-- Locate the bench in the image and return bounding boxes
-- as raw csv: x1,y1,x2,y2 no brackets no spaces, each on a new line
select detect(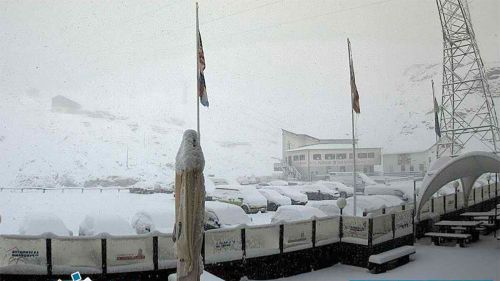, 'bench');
368,246,415,274
450,226,466,233
425,232,471,247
